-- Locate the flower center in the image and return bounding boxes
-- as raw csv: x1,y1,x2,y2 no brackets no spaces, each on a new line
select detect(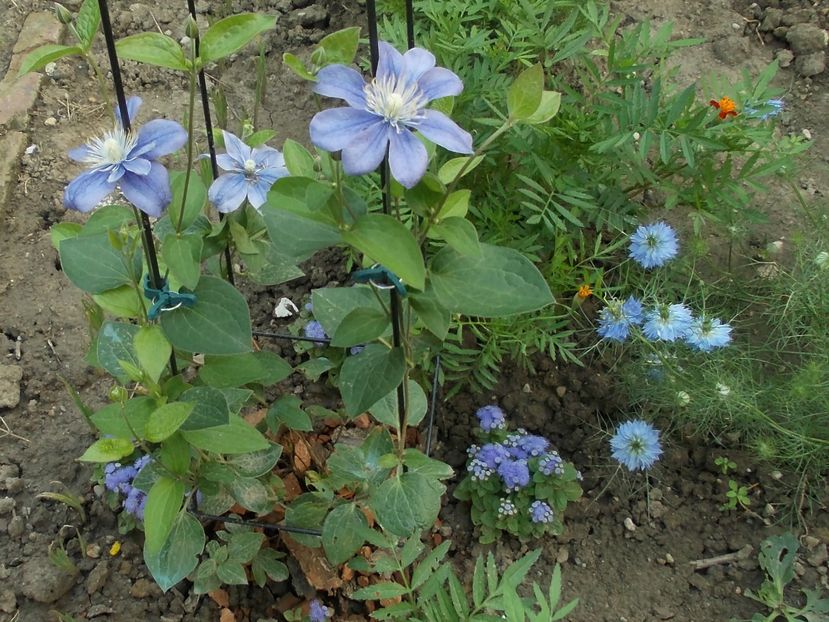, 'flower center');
84,127,137,167
629,438,644,455
364,76,427,130
244,159,257,176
